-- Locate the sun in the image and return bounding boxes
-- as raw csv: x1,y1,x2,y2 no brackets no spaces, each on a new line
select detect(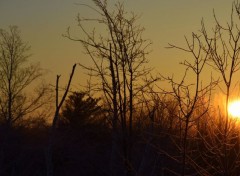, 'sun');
228,100,240,118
